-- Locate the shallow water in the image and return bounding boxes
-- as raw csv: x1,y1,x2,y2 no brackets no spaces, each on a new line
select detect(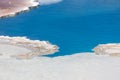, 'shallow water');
0,0,120,56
